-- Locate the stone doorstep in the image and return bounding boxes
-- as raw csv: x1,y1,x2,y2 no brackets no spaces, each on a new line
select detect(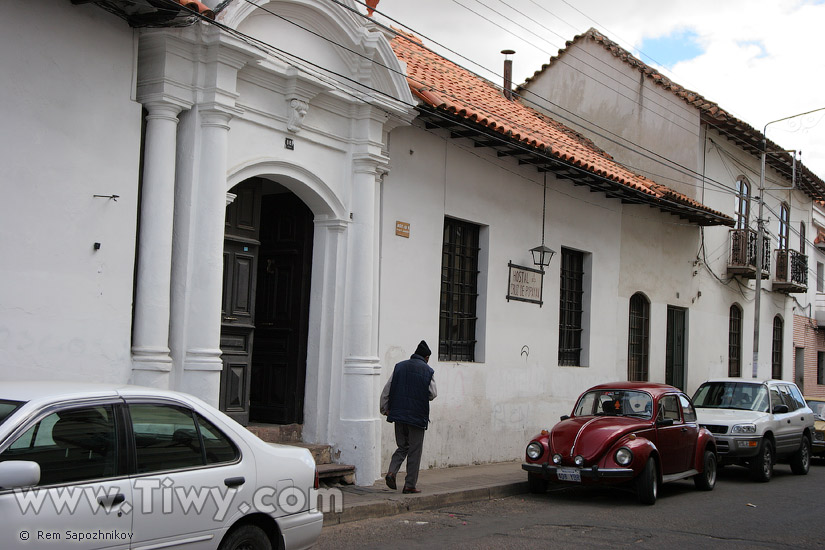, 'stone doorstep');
249,424,355,484
316,462,356,485
246,423,303,444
